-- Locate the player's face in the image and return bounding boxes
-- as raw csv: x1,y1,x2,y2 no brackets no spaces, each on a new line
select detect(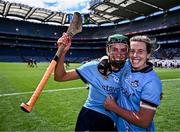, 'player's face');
129,41,150,71
108,43,128,62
